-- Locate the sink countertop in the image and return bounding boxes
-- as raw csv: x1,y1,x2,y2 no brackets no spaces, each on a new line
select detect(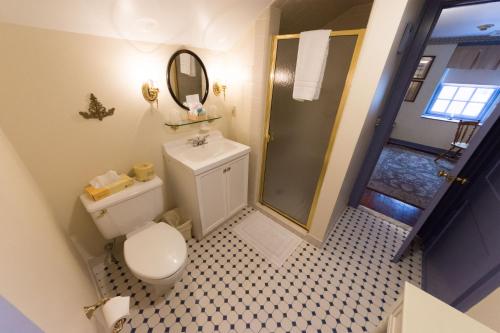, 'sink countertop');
163,131,250,175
